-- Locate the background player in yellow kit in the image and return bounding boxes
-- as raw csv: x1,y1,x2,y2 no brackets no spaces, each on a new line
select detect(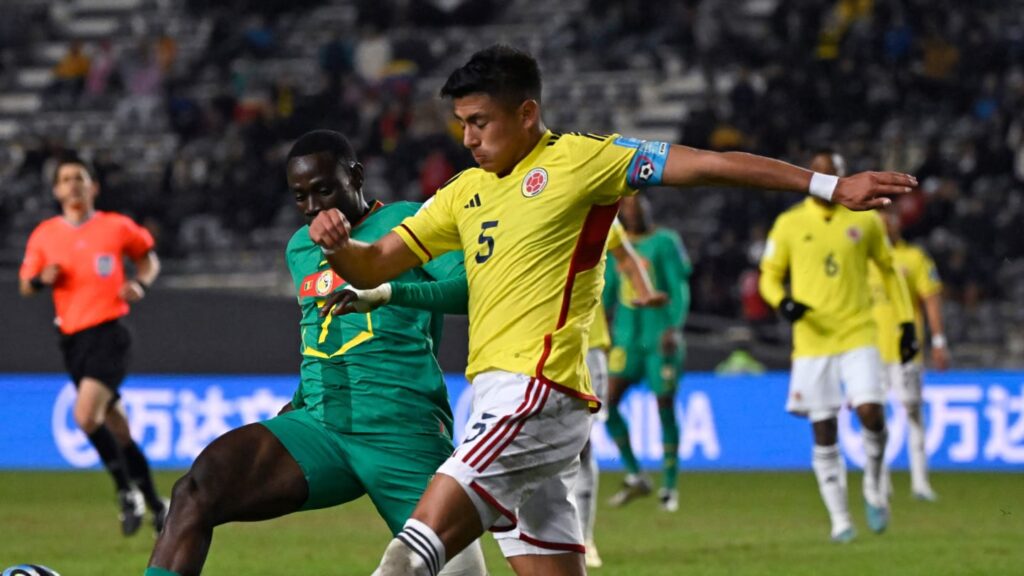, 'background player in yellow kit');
870,207,949,502
310,46,916,576
760,150,917,543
